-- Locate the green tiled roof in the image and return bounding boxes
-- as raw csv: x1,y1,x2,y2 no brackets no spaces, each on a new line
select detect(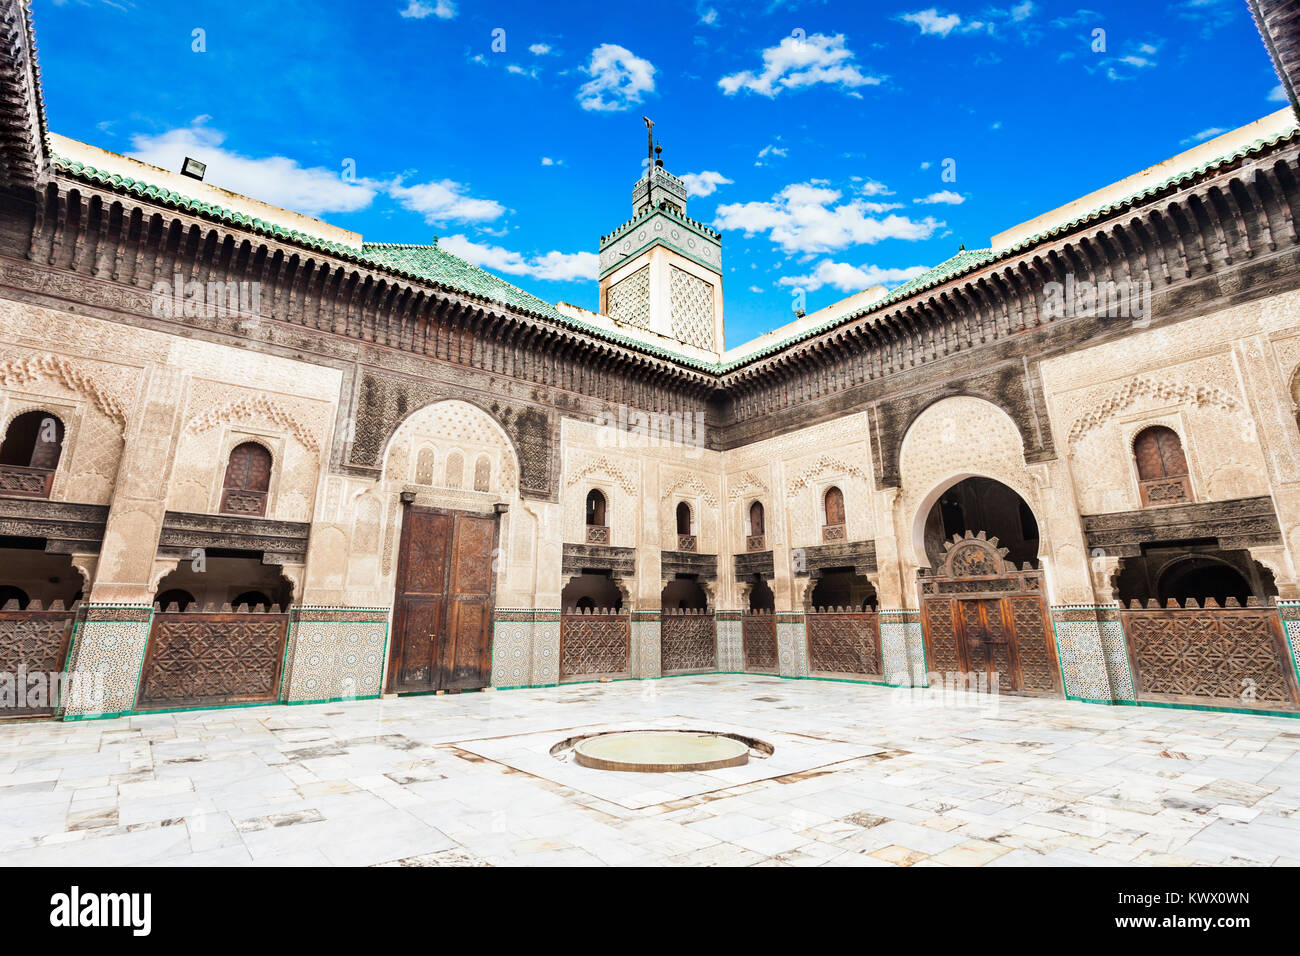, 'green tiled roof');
50,116,1300,379
715,120,1300,374
50,155,718,372
361,242,567,322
